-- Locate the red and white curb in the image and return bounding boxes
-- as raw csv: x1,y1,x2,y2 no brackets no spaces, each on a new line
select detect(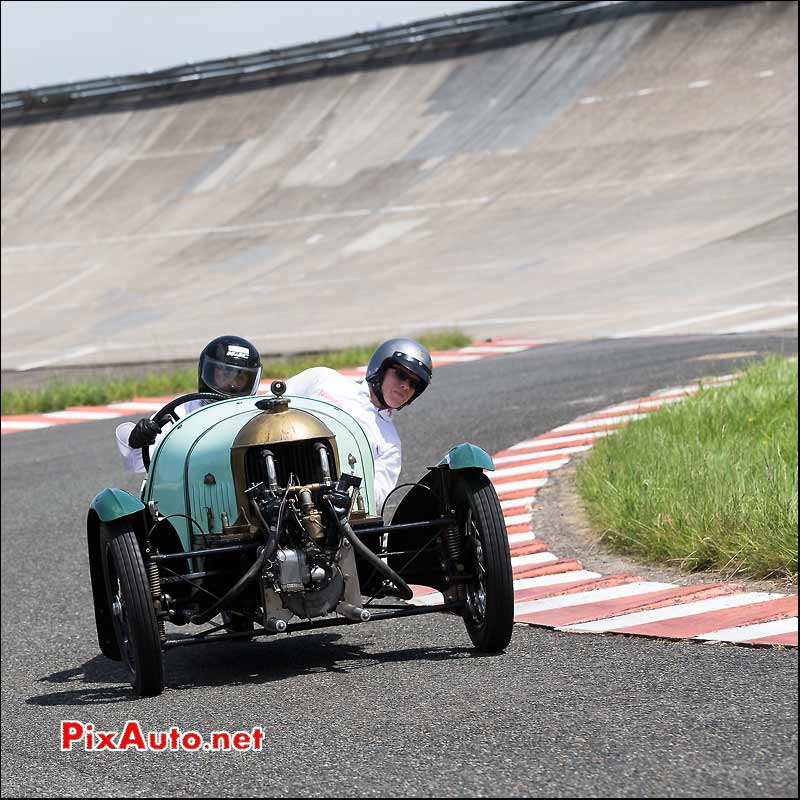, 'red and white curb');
410,375,798,649
8,352,795,646
1,338,545,434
